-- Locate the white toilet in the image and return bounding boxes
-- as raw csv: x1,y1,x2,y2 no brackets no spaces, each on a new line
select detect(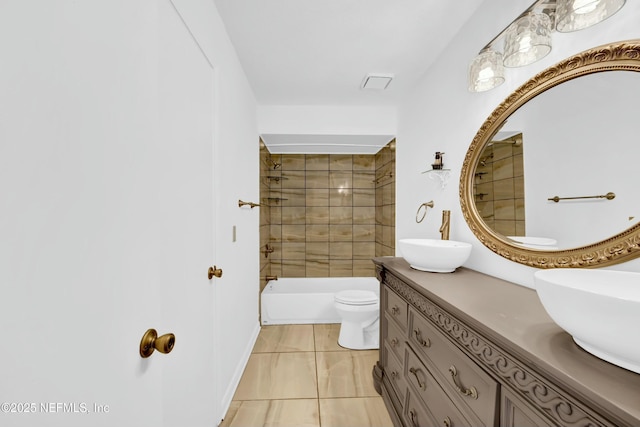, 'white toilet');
334,290,380,350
